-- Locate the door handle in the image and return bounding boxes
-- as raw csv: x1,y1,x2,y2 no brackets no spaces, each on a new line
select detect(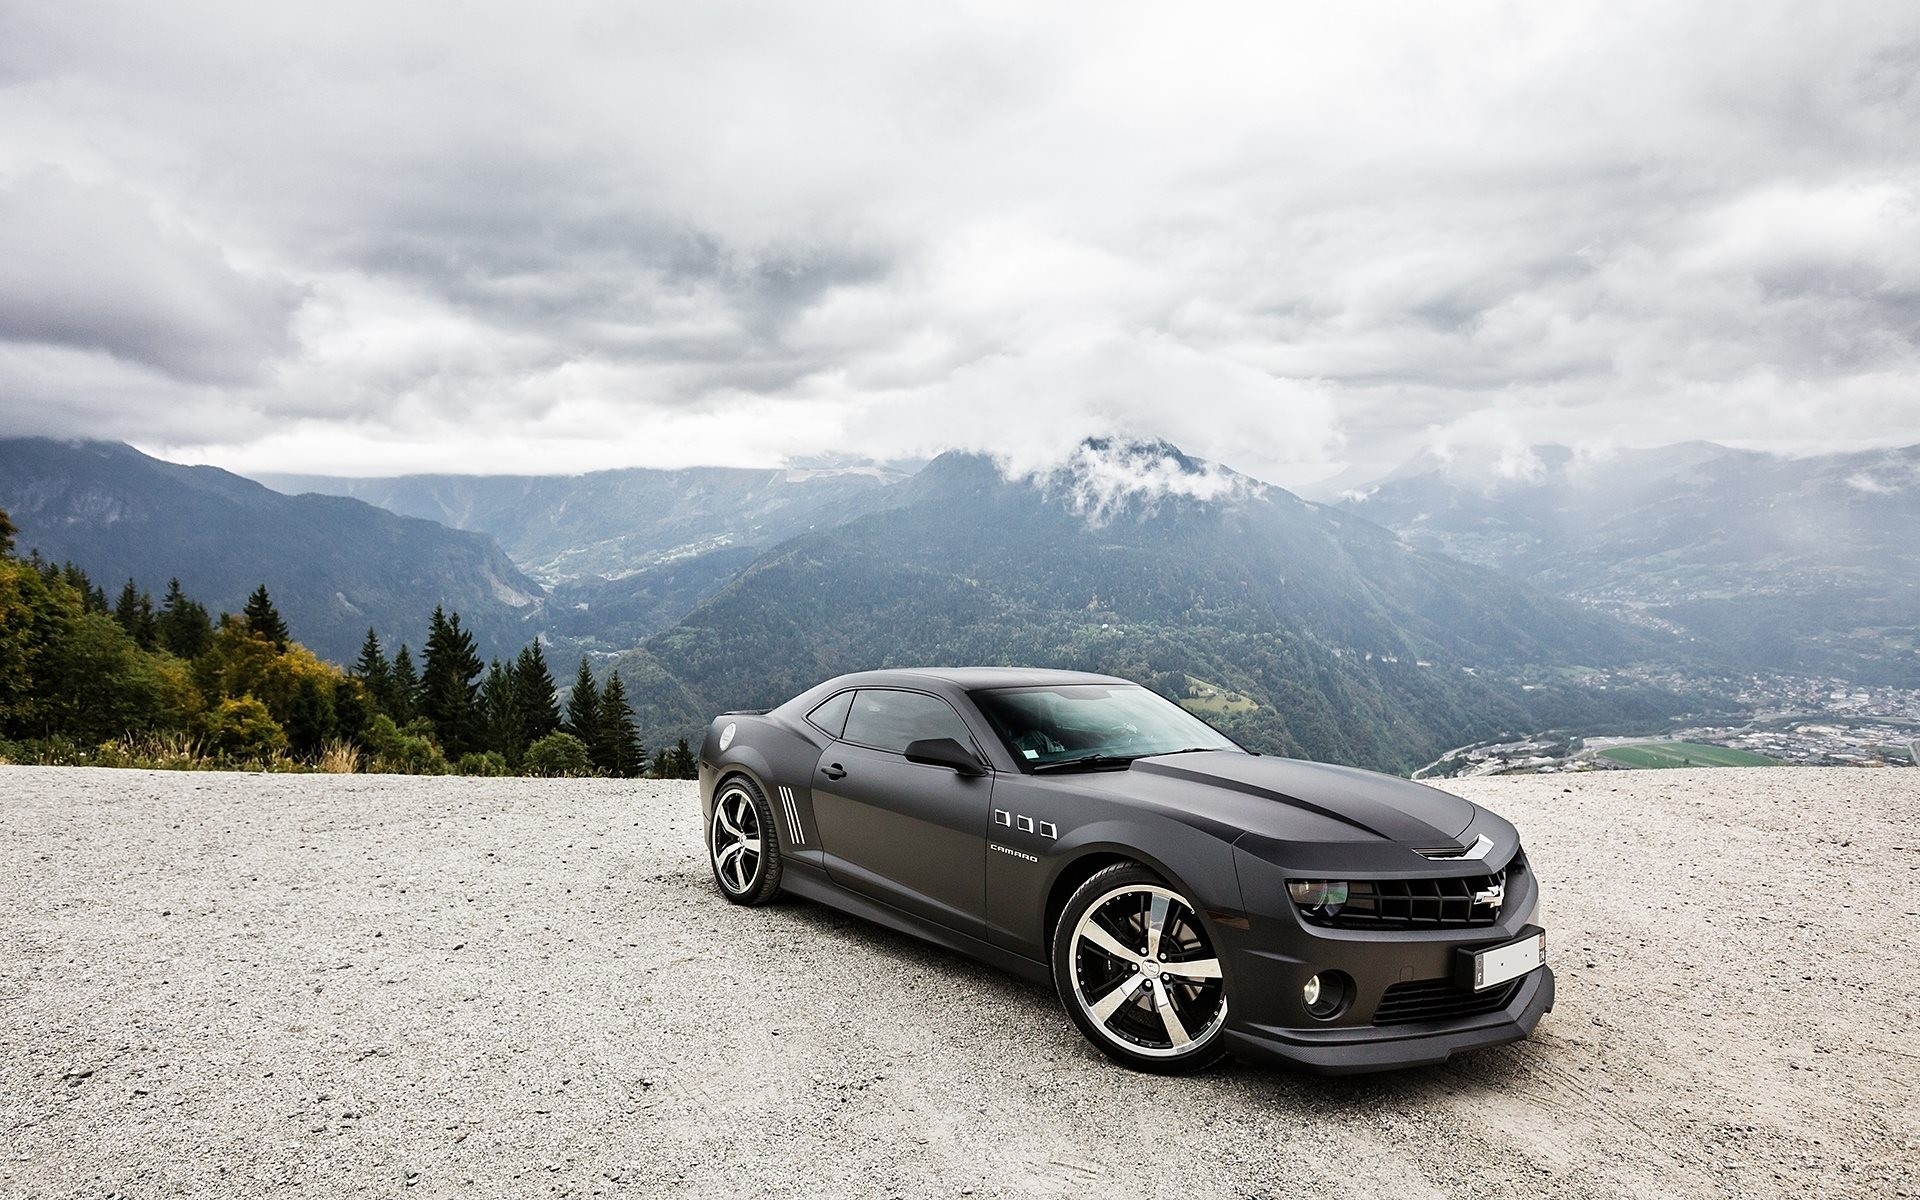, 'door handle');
820,762,847,781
